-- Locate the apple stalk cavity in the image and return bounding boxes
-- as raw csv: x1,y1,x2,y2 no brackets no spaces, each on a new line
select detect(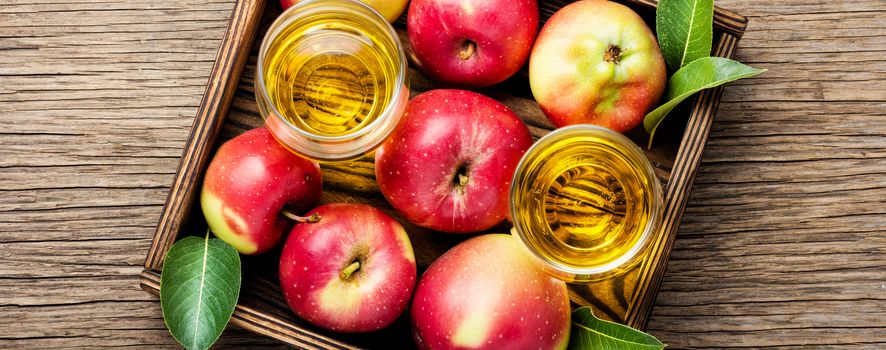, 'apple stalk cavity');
339,261,360,281
279,203,416,333
458,41,476,61
529,0,666,133
407,0,539,87
375,89,533,233
605,44,622,64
